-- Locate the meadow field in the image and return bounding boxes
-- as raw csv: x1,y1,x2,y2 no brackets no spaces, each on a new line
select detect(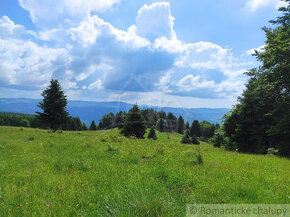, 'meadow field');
0,126,289,216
